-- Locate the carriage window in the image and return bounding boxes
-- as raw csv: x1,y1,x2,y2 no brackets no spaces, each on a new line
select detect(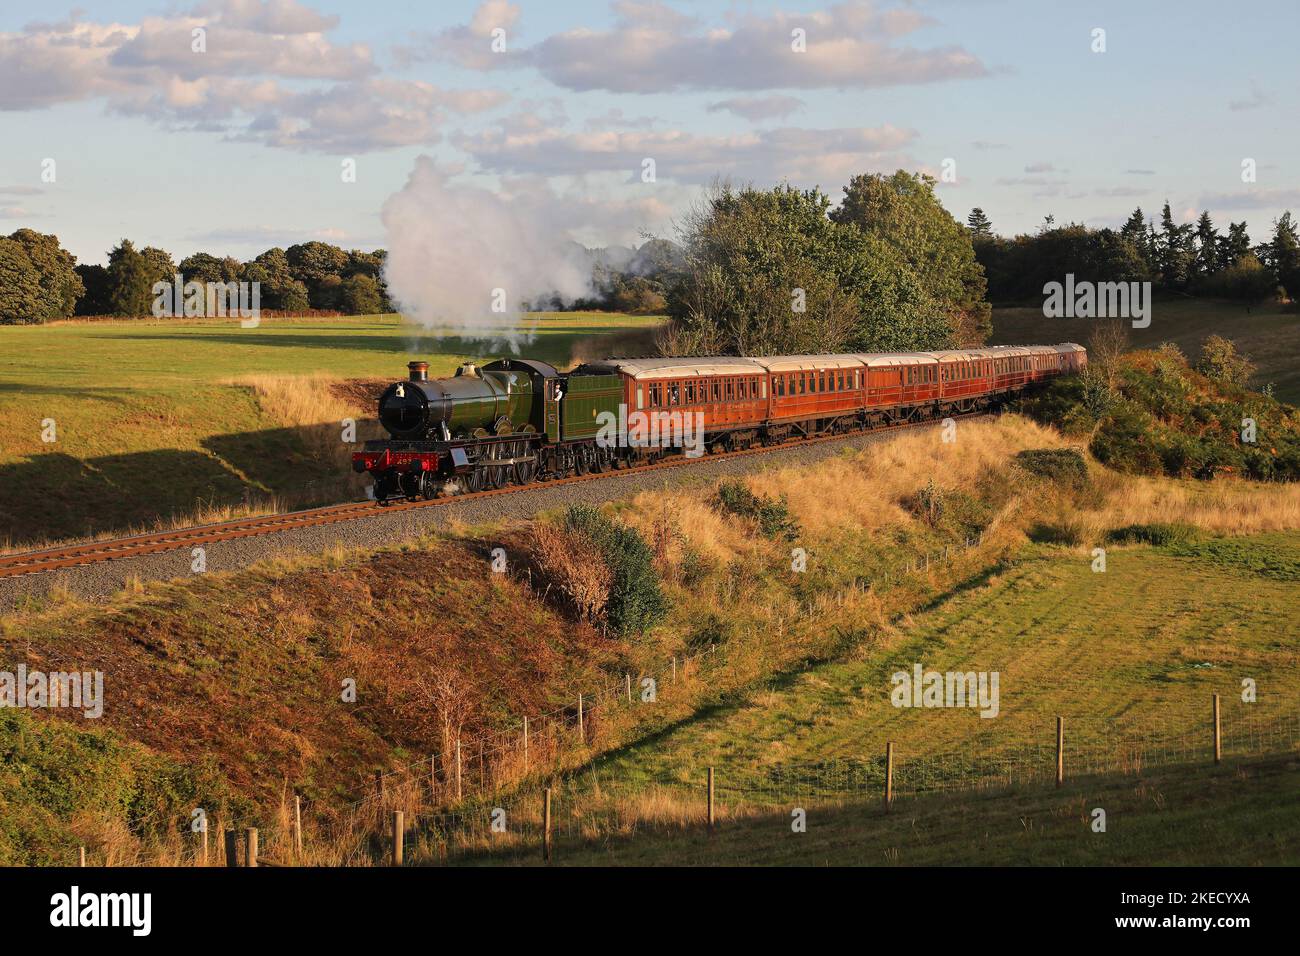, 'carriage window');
684,382,694,404
725,379,735,401
668,383,680,405
637,386,645,410
649,383,662,406
761,377,767,399
775,375,784,397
